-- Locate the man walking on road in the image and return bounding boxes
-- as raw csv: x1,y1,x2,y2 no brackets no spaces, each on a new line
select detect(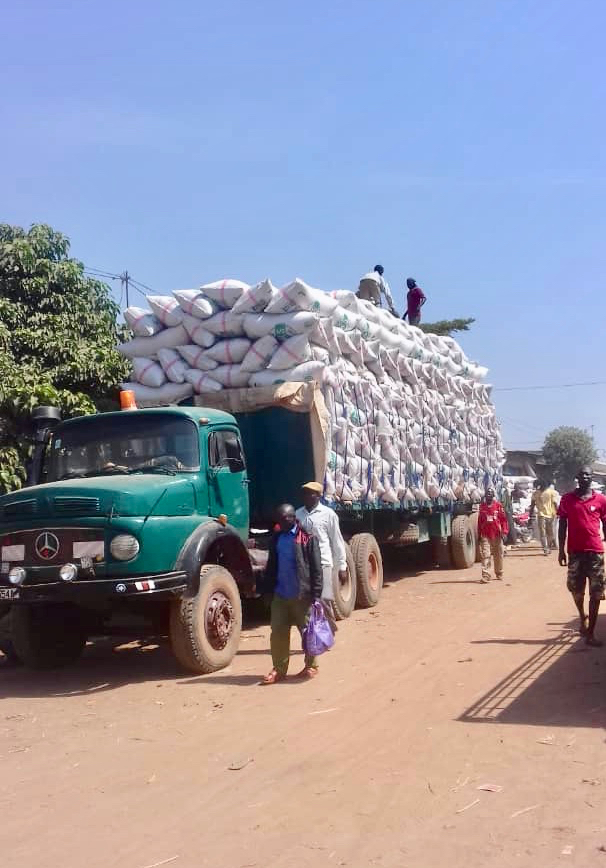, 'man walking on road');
262,504,324,683
402,278,426,326
558,467,606,647
357,265,397,315
530,480,559,555
478,486,509,583
296,482,348,628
